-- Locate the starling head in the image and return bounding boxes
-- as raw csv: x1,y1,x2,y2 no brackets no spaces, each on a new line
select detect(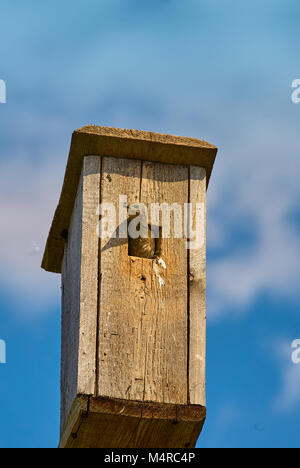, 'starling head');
127,211,158,259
